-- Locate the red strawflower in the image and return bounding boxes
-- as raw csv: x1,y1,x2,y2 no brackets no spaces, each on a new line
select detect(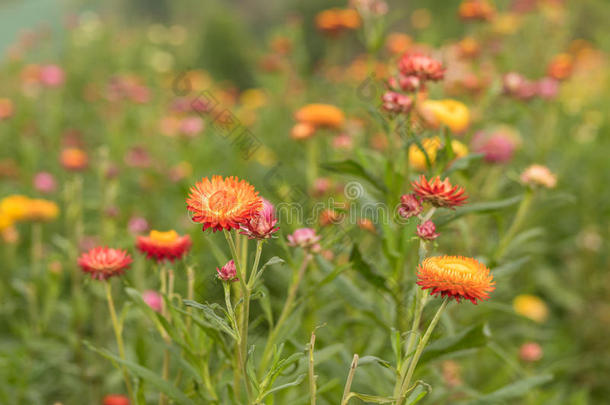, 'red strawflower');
417,255,495,304
103,394,130,405
411,175,468,209
398,53,445,82
186,176,262,232
78,247,132,280
136,230,192,262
